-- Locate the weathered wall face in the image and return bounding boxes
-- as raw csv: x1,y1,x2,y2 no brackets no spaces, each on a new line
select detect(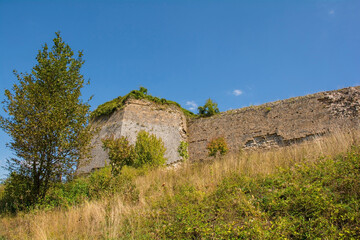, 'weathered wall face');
77,110,125,174
188,87,360,161
78,86,360,173
120,99,187,165
77,98,187,174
